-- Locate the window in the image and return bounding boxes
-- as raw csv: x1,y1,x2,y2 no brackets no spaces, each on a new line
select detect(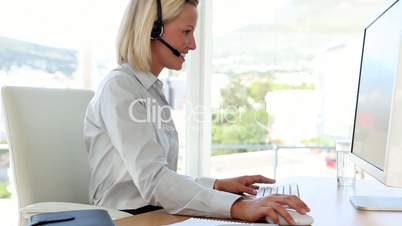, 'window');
209,0,387,179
